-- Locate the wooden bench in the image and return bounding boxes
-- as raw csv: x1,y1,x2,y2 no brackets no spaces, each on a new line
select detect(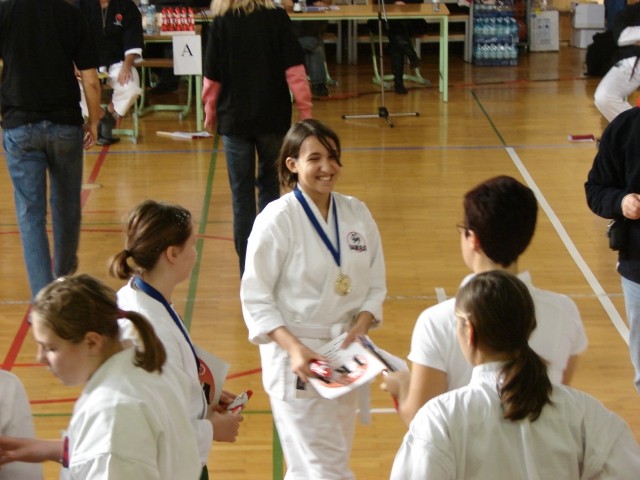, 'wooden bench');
414,13,471,63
